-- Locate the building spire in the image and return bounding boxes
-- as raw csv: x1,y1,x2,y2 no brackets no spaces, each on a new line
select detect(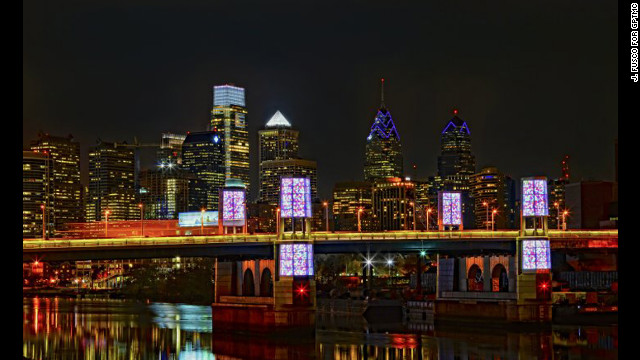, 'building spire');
380,78,385,109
